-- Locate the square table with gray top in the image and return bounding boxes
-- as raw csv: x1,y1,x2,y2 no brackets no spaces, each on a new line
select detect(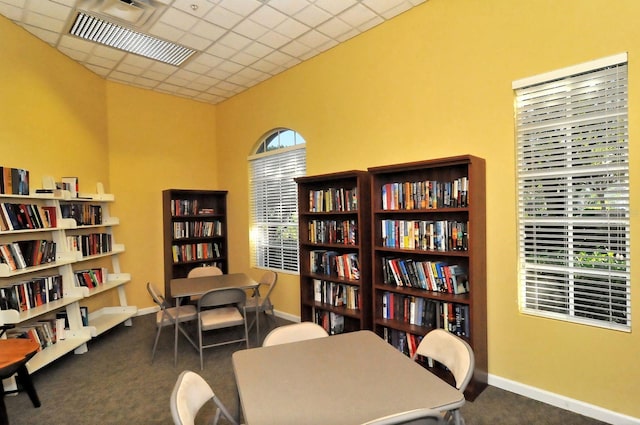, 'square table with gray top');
232,330,464,425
